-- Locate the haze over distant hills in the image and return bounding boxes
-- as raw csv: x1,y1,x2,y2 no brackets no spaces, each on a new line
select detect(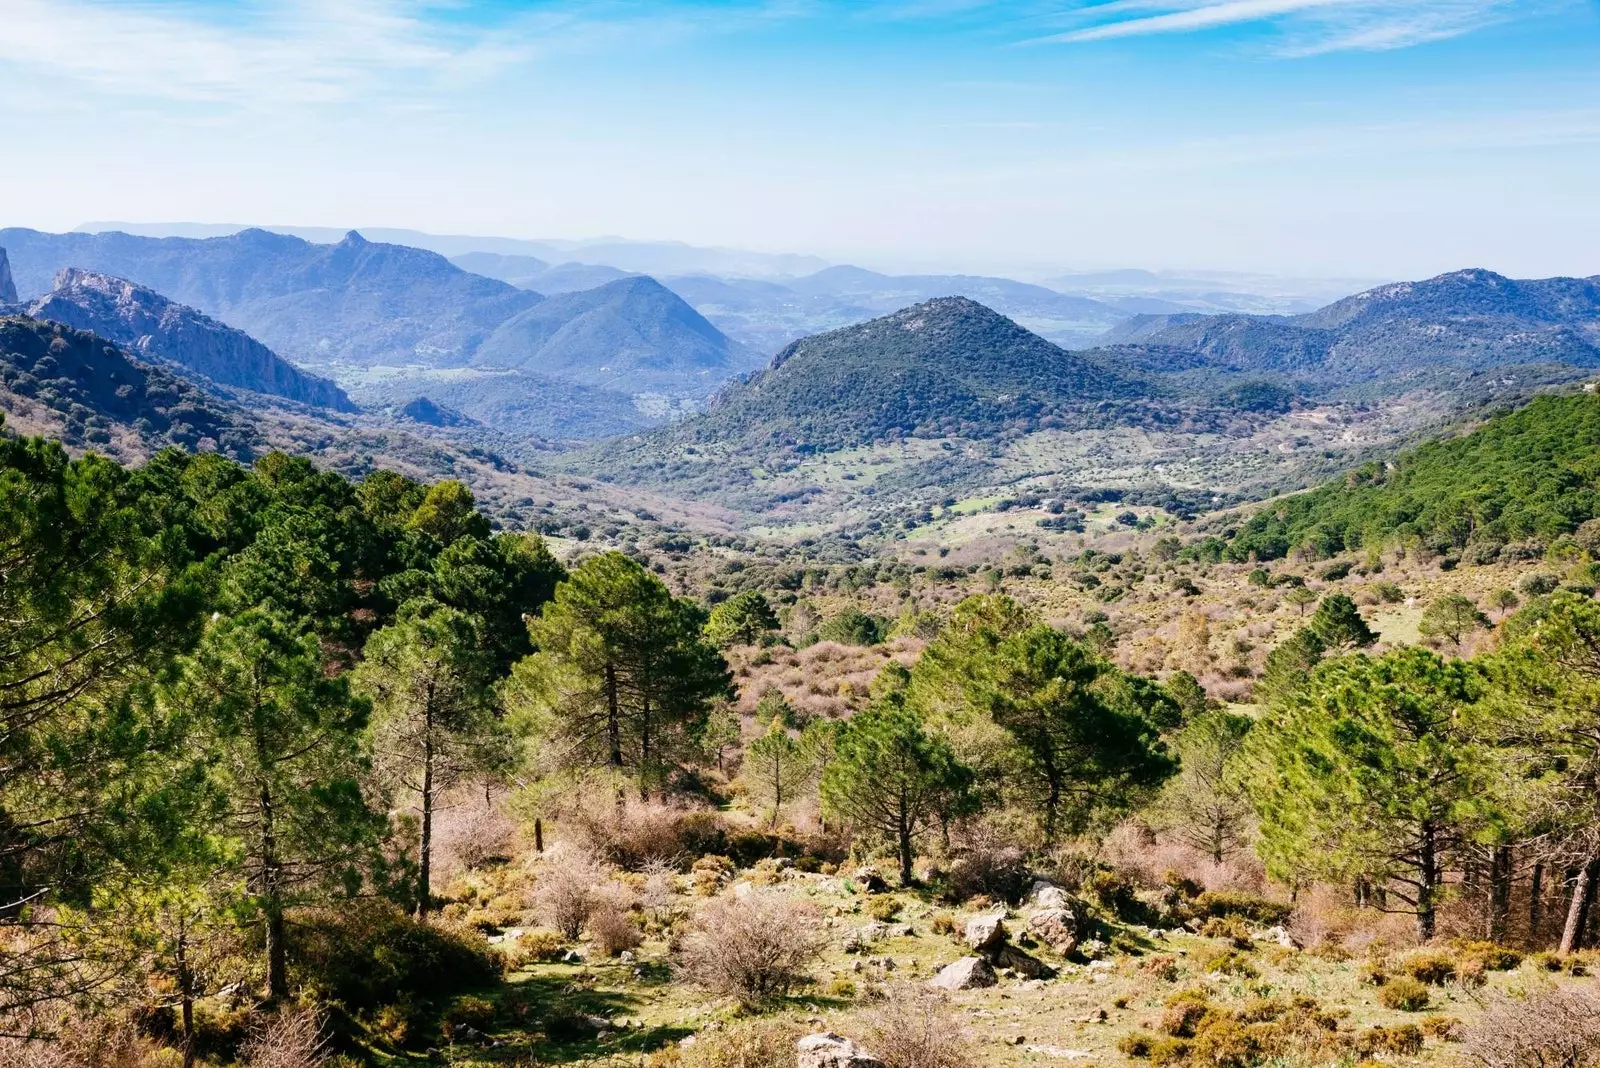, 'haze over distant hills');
471,276,762,396
1093,269,1600,393
1,227,542,370
75,222,829,279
